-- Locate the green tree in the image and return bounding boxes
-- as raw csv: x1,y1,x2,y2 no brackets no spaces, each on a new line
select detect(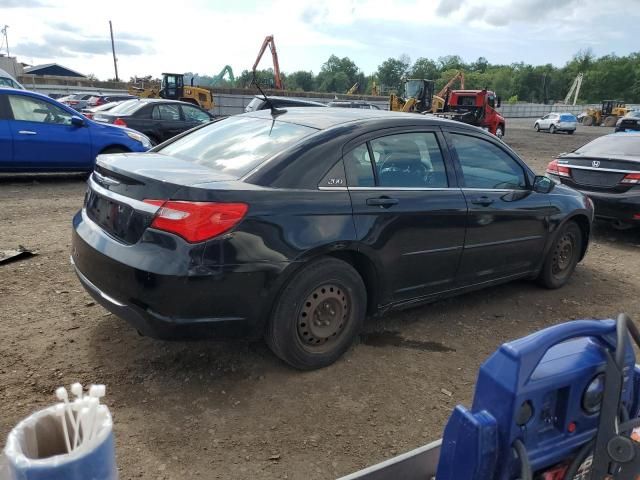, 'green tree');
287,70,315,91
410,57,438,80
377,56,410,92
